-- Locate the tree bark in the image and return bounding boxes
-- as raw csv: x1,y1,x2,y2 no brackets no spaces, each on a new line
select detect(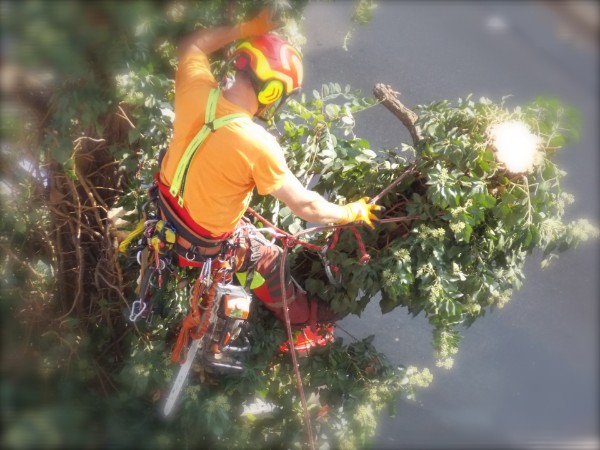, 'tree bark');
373,83,422,145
